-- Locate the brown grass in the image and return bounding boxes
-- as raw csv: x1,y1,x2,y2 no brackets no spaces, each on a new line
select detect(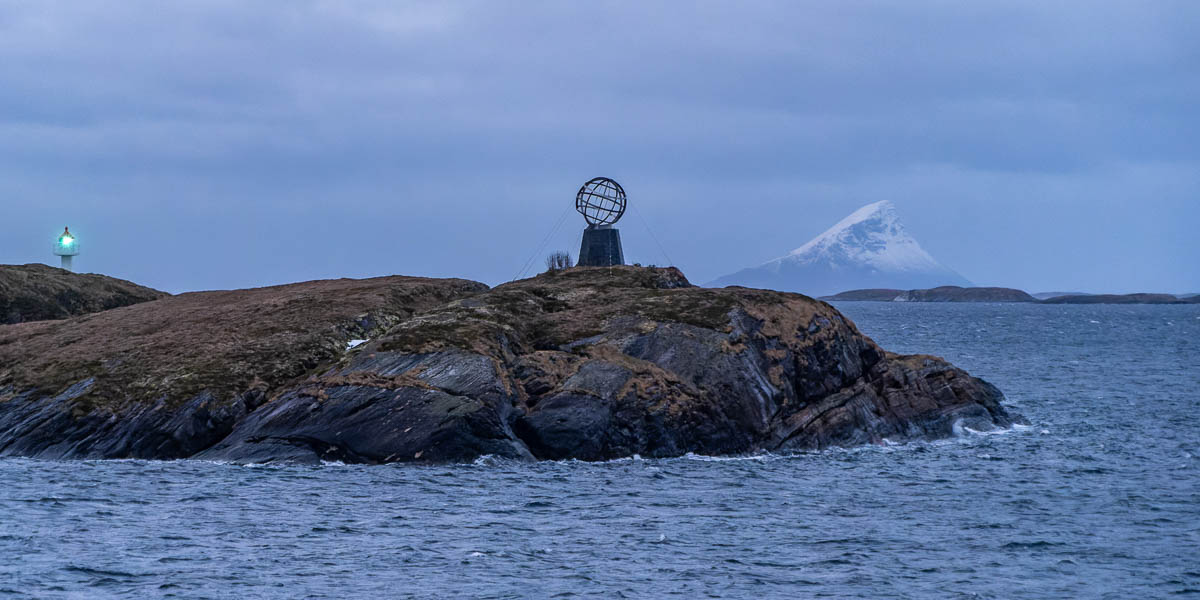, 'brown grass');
0,275,485,409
